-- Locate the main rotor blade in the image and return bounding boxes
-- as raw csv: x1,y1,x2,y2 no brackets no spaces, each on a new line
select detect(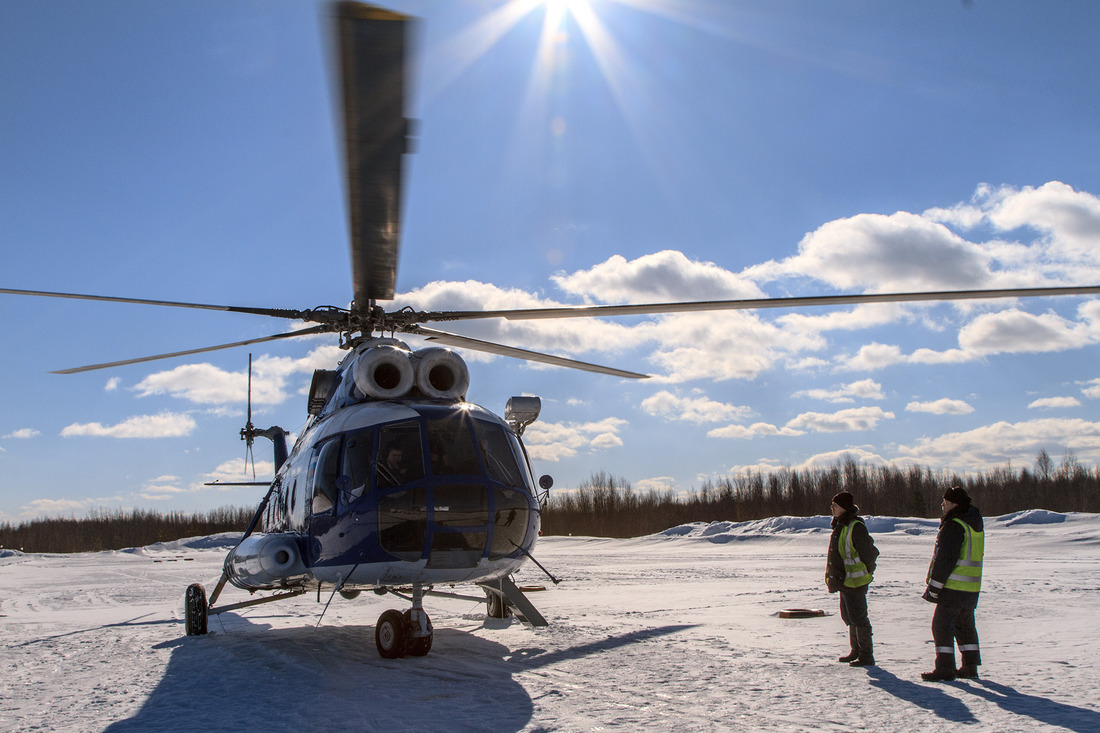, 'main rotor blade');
0,287,306,319
51,325,331,374
419,285,1100,322
409,326,648,380
334,2,414,307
